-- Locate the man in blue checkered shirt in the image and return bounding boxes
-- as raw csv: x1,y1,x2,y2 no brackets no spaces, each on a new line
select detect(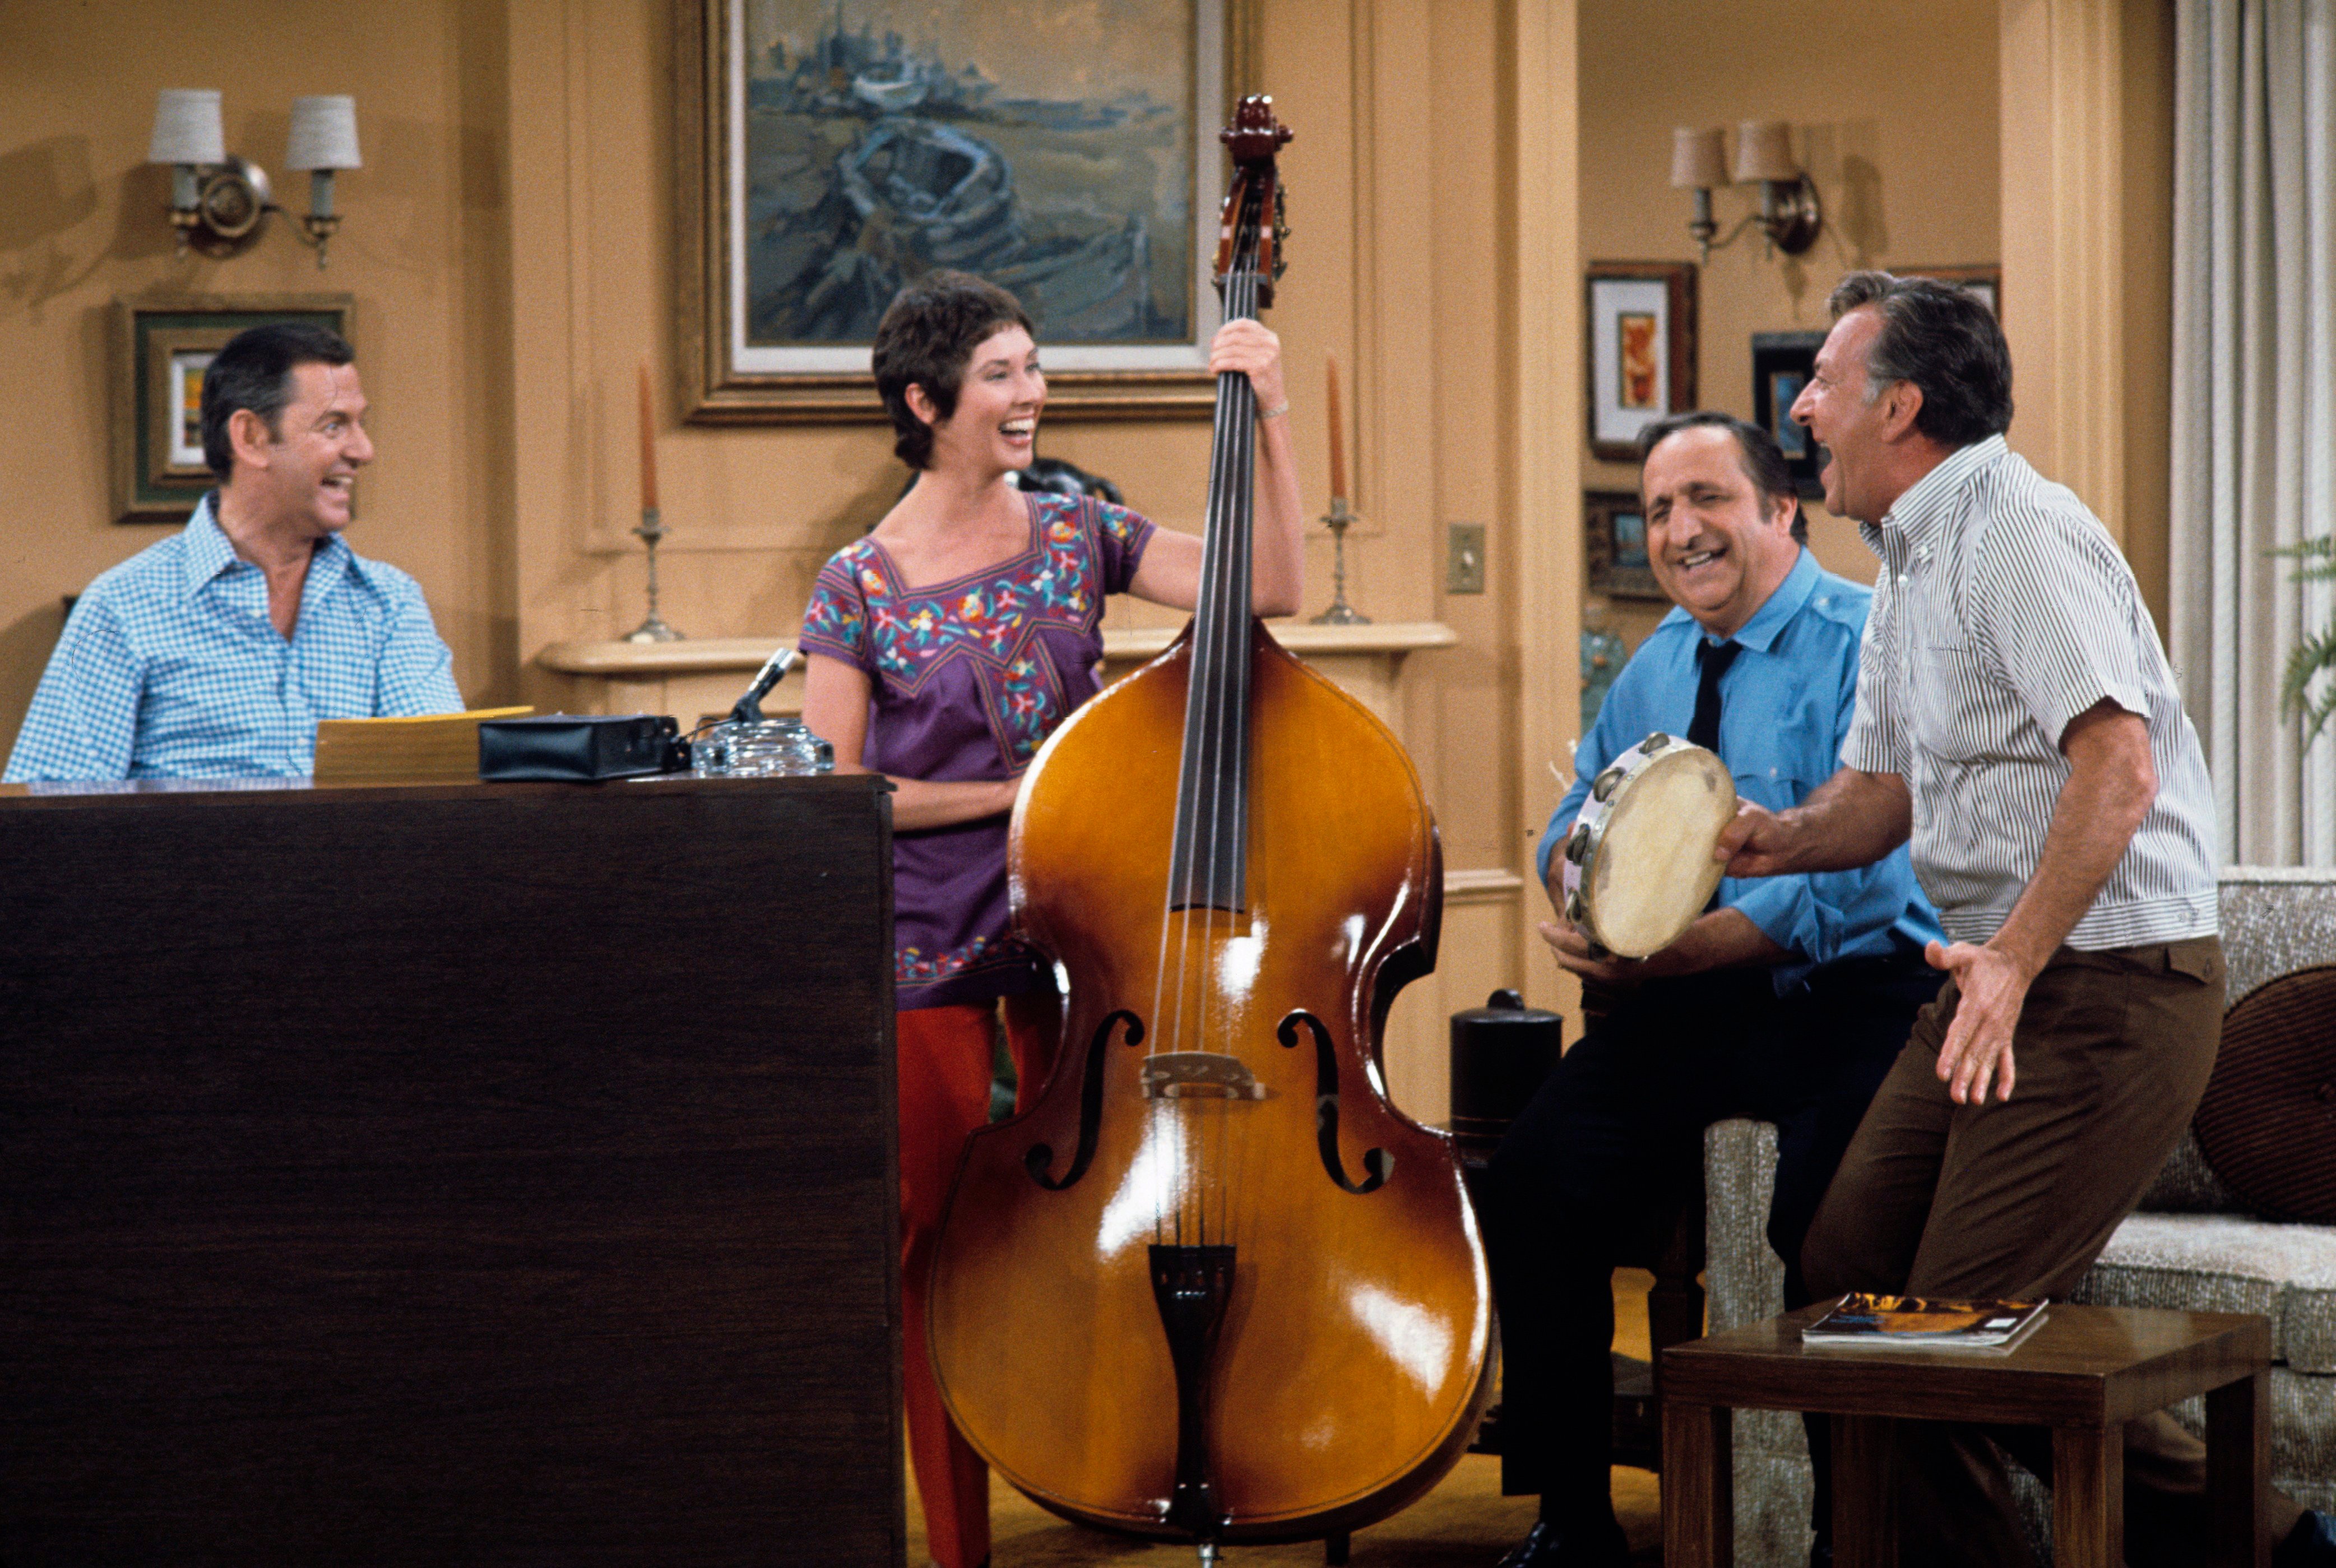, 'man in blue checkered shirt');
4,322,461,782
